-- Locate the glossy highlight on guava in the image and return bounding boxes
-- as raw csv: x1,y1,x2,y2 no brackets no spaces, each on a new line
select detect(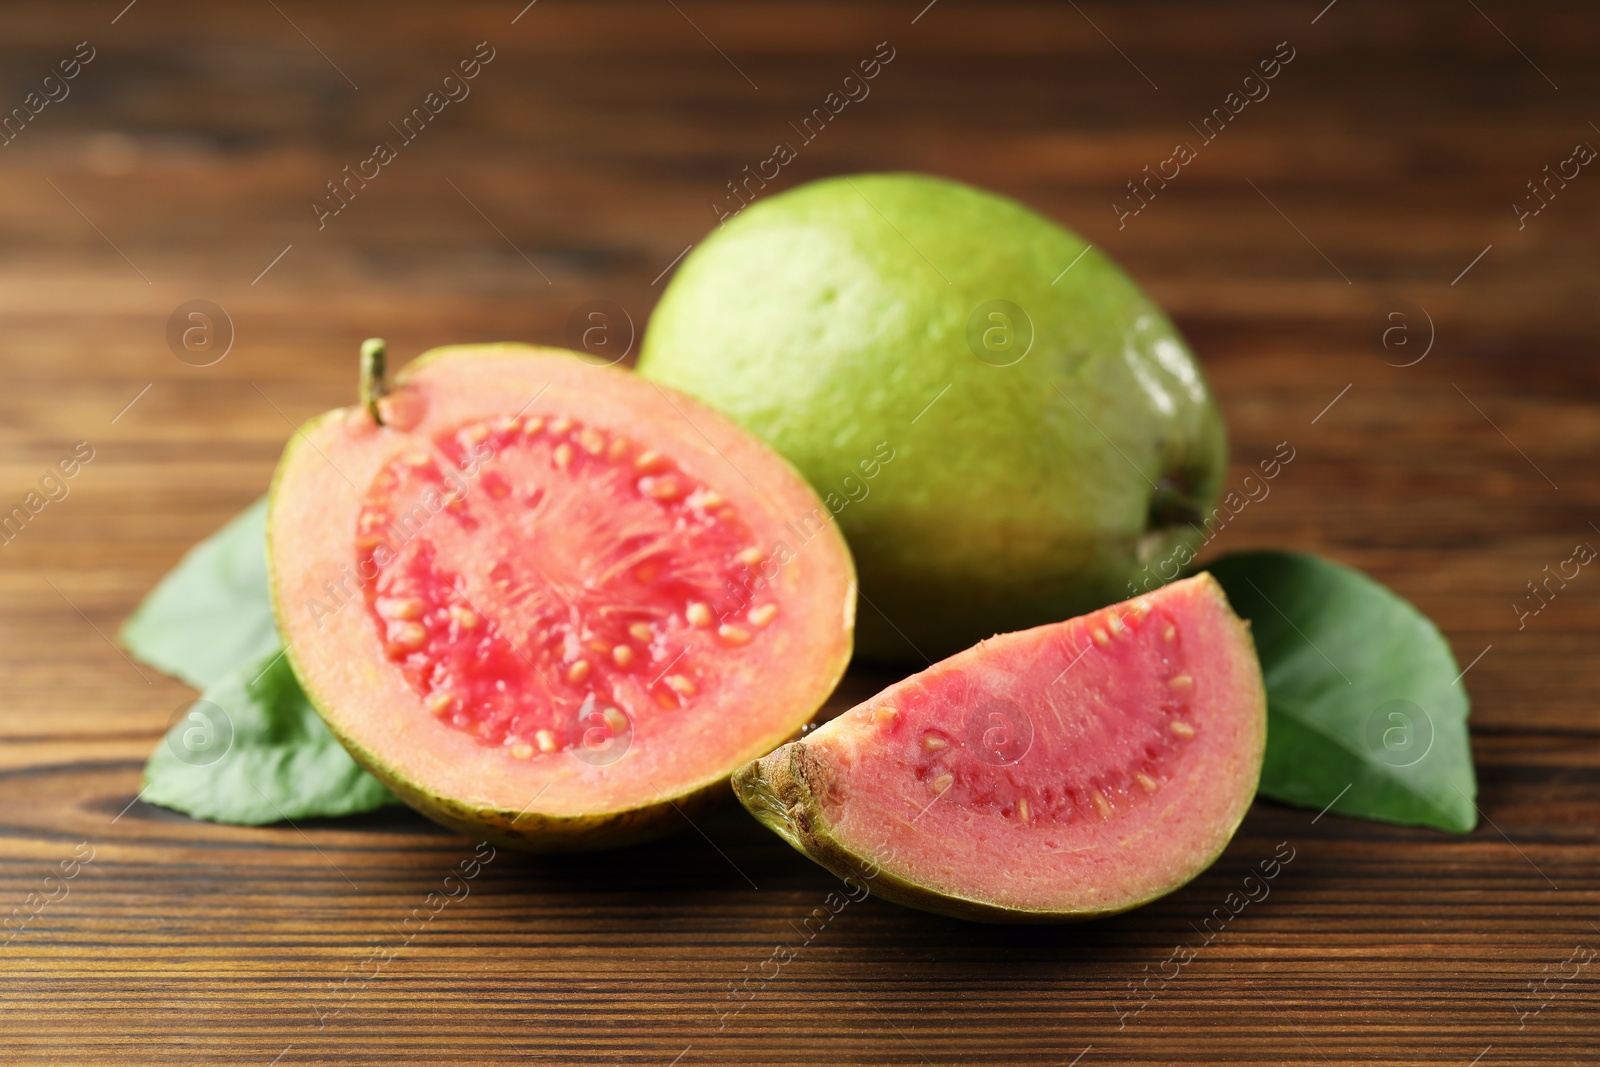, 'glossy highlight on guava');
733,574,1266,922
267,341,856,850
639,172,1227,662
